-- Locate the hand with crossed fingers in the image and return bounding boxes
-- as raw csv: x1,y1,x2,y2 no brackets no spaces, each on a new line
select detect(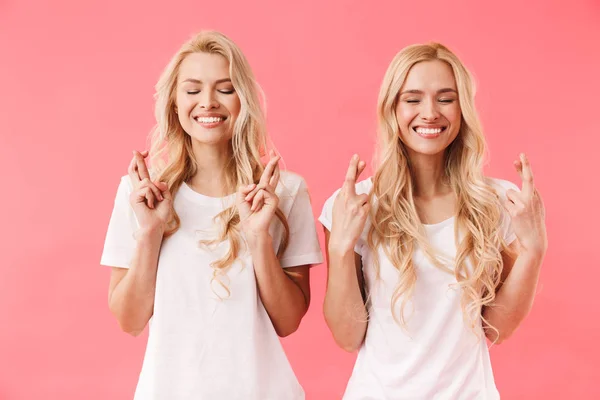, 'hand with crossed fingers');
237,150,282,239
329,155,369,254
127,150,173,235
505,153,547,255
